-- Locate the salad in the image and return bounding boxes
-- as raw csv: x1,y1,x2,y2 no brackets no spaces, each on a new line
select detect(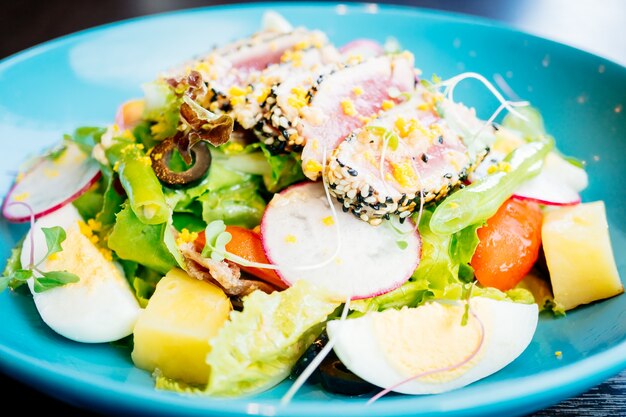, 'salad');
1,11,623,404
